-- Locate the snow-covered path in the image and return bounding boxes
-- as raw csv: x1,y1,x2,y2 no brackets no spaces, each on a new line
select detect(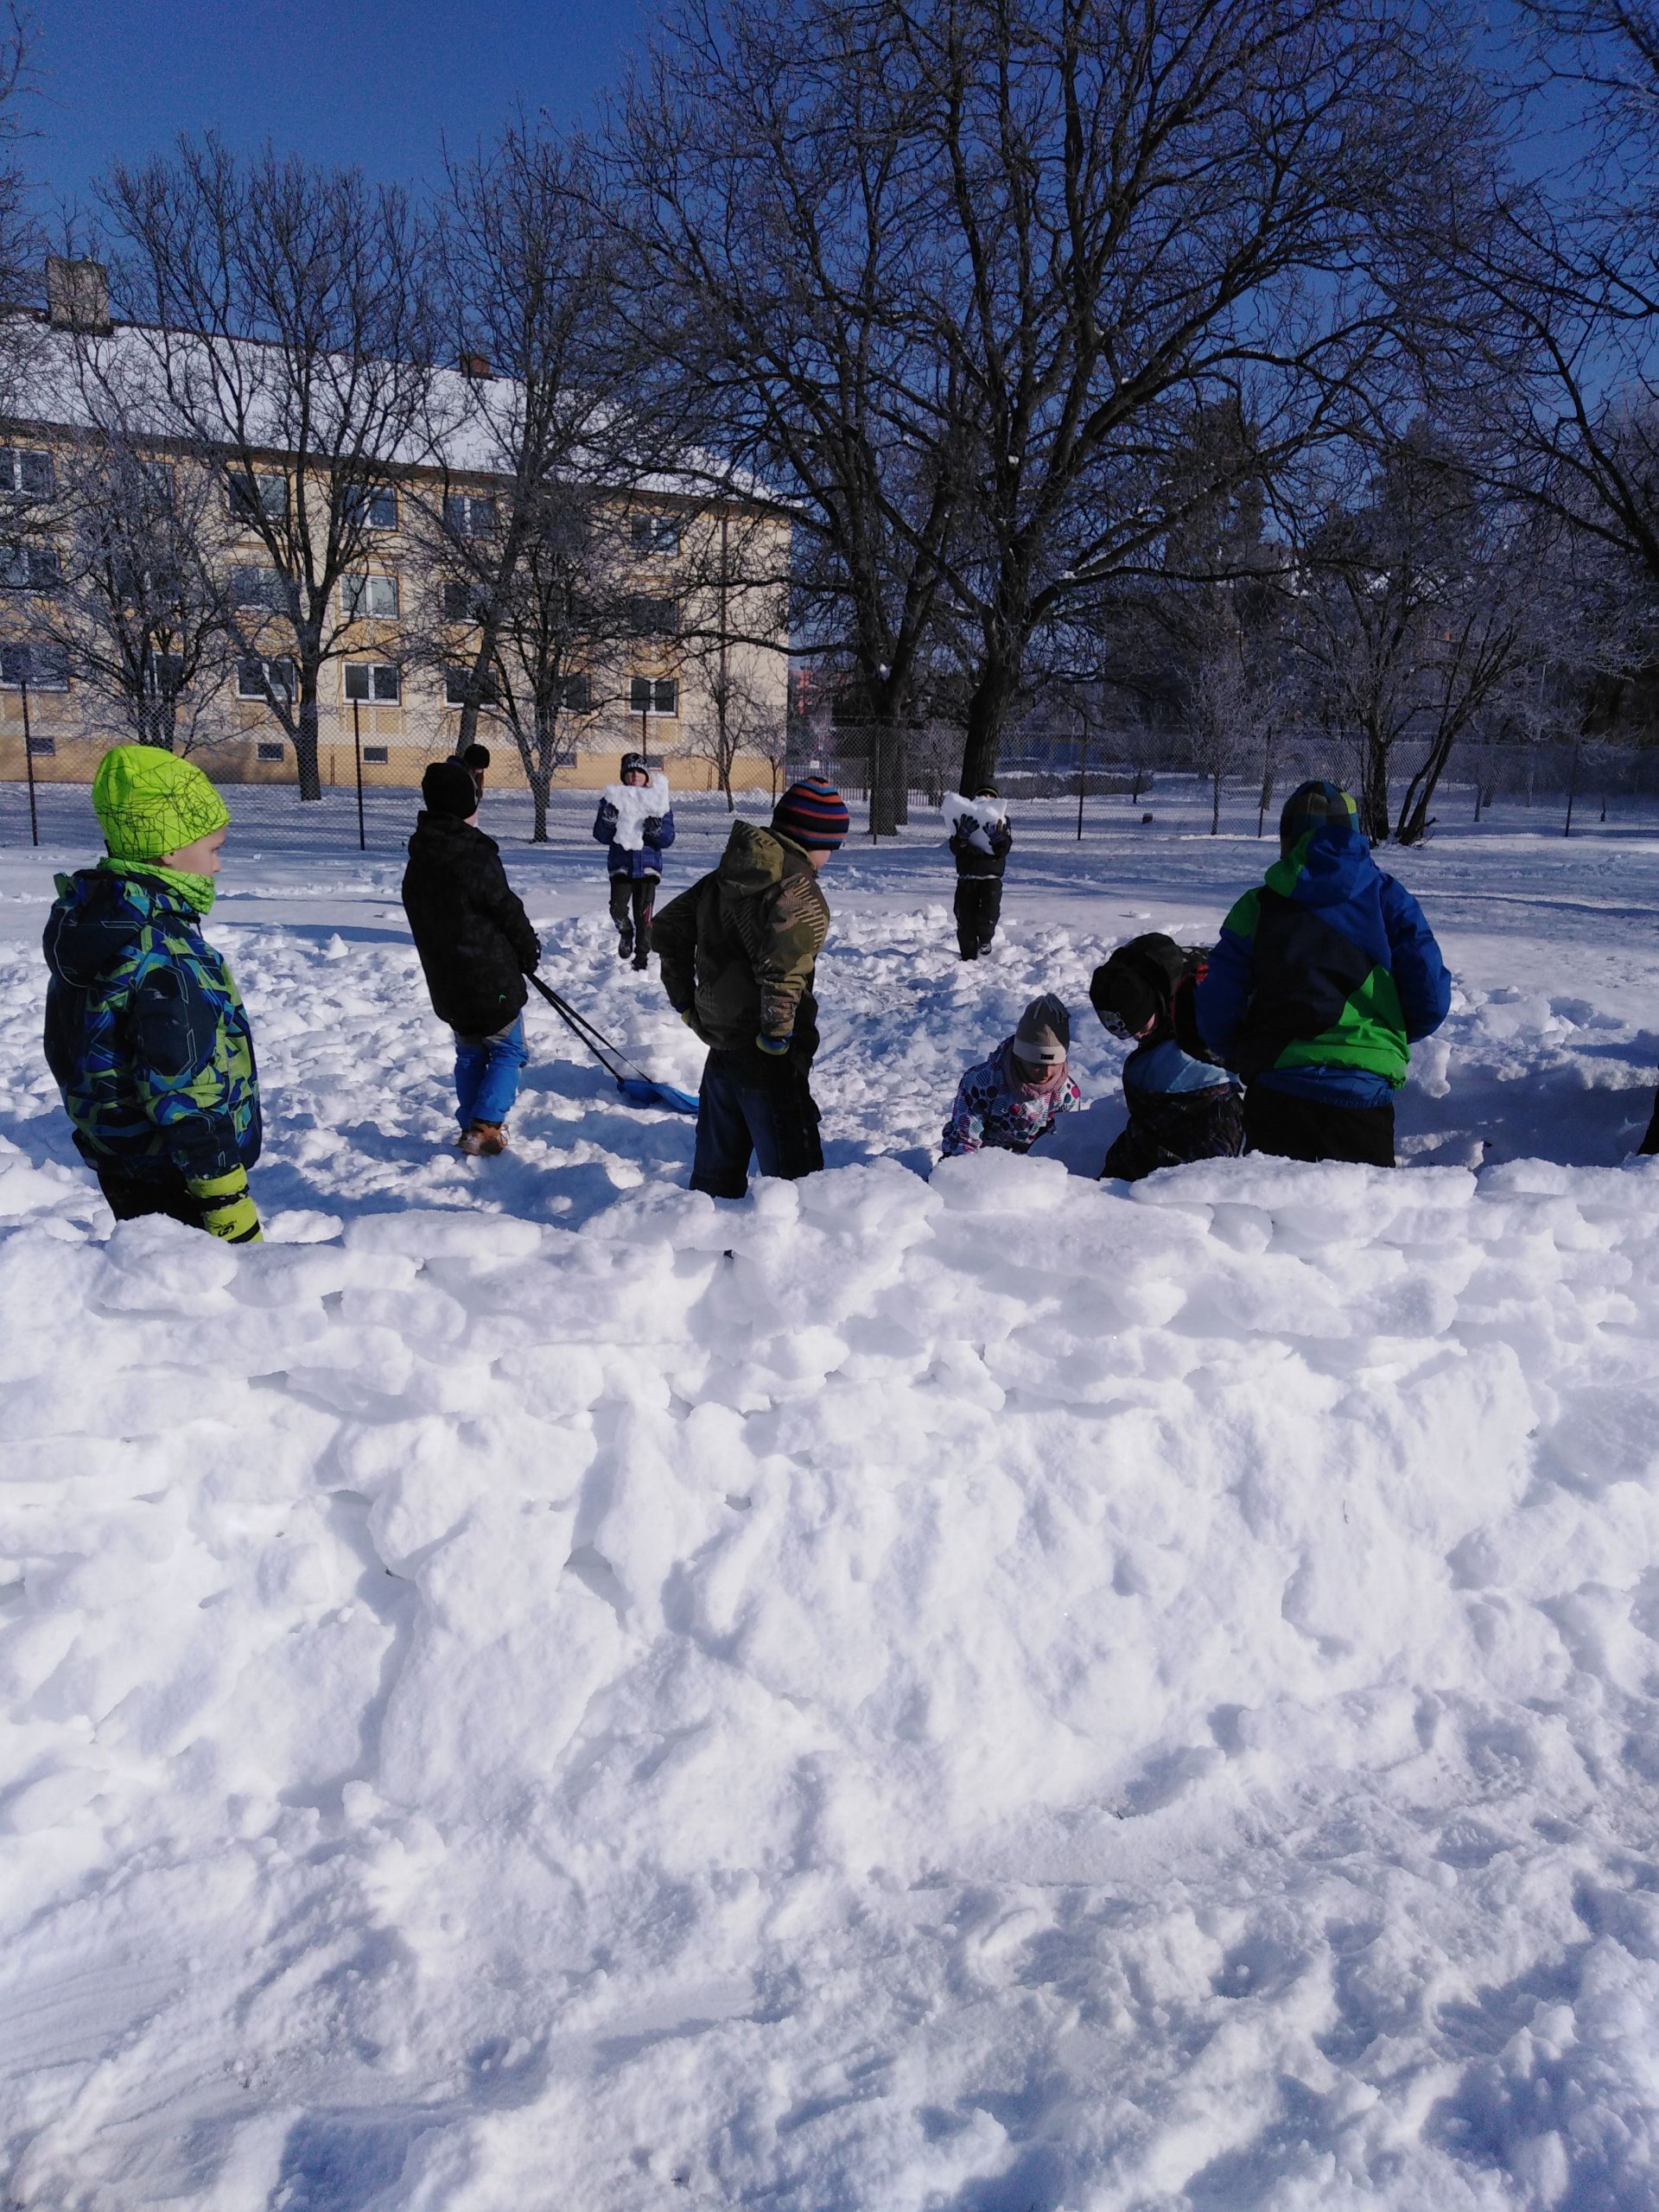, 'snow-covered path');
3,786,1659,2209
